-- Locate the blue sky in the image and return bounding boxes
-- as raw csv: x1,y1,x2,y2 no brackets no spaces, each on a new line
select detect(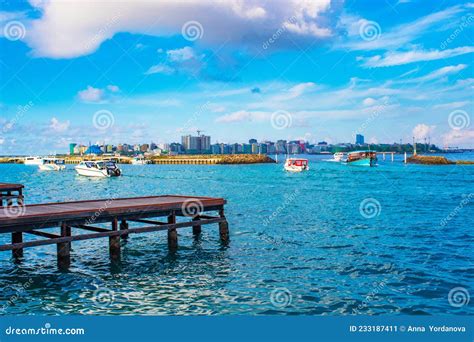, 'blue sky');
0,0,473,154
